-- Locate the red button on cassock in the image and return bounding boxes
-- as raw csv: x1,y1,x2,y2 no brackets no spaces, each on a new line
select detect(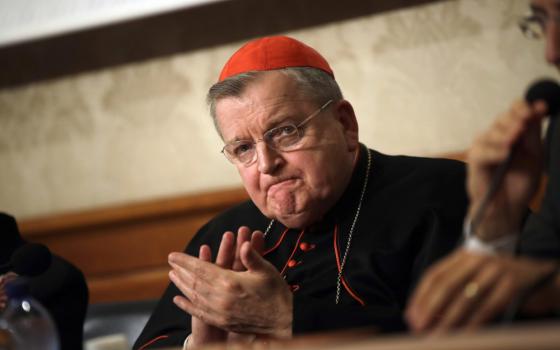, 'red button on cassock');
290,284,300,292
299,242,315,251
287,259,298,268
